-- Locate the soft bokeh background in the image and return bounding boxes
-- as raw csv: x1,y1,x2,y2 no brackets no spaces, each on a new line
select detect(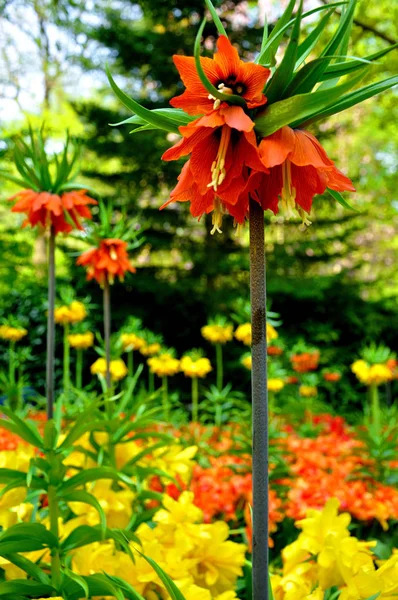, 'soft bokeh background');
0,0,397,402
